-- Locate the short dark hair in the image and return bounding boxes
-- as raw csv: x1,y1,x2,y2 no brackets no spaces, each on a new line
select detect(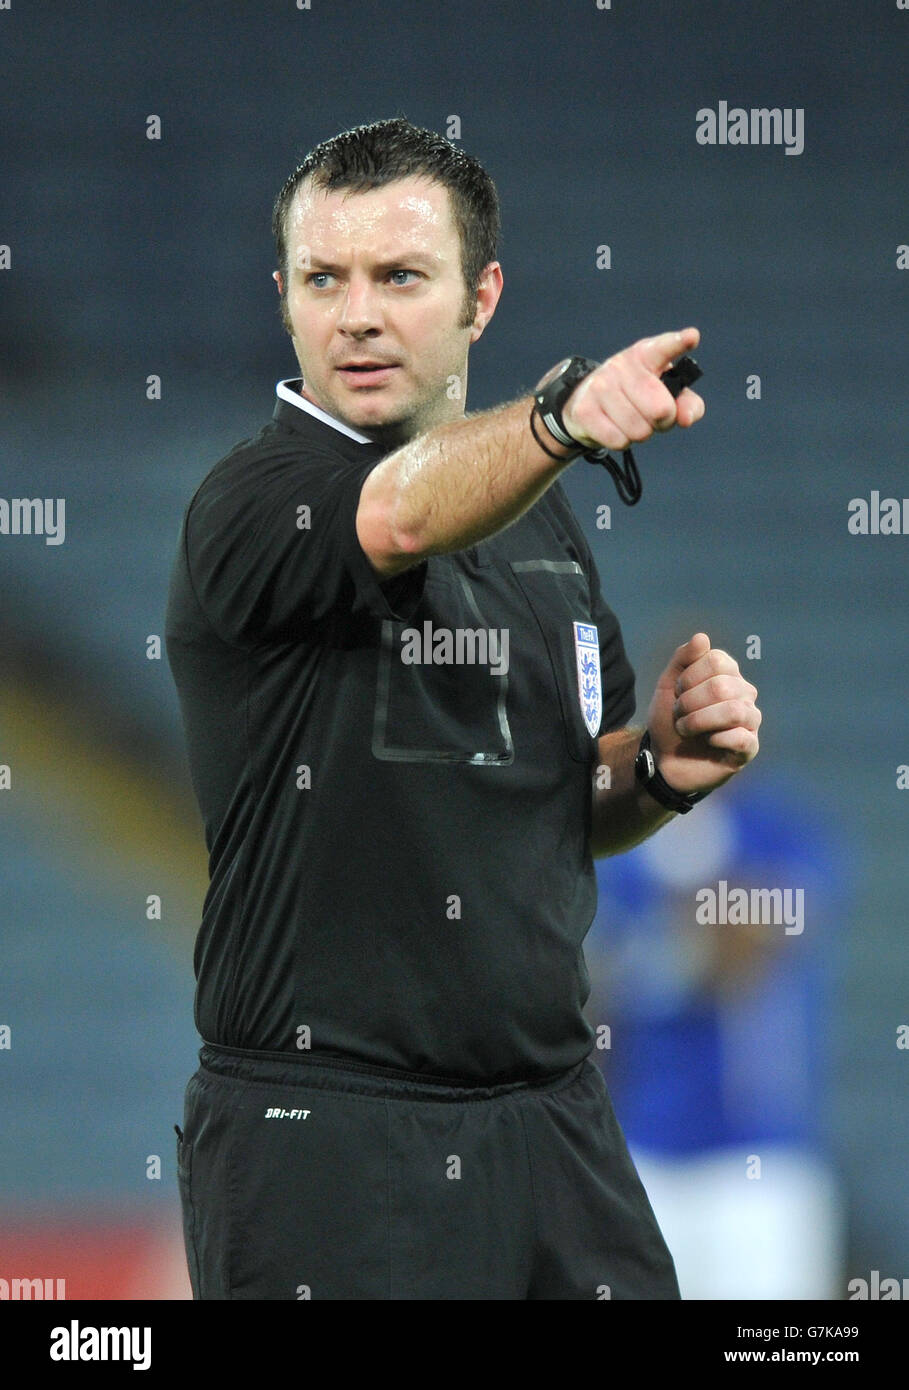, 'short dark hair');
272,116,500,330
